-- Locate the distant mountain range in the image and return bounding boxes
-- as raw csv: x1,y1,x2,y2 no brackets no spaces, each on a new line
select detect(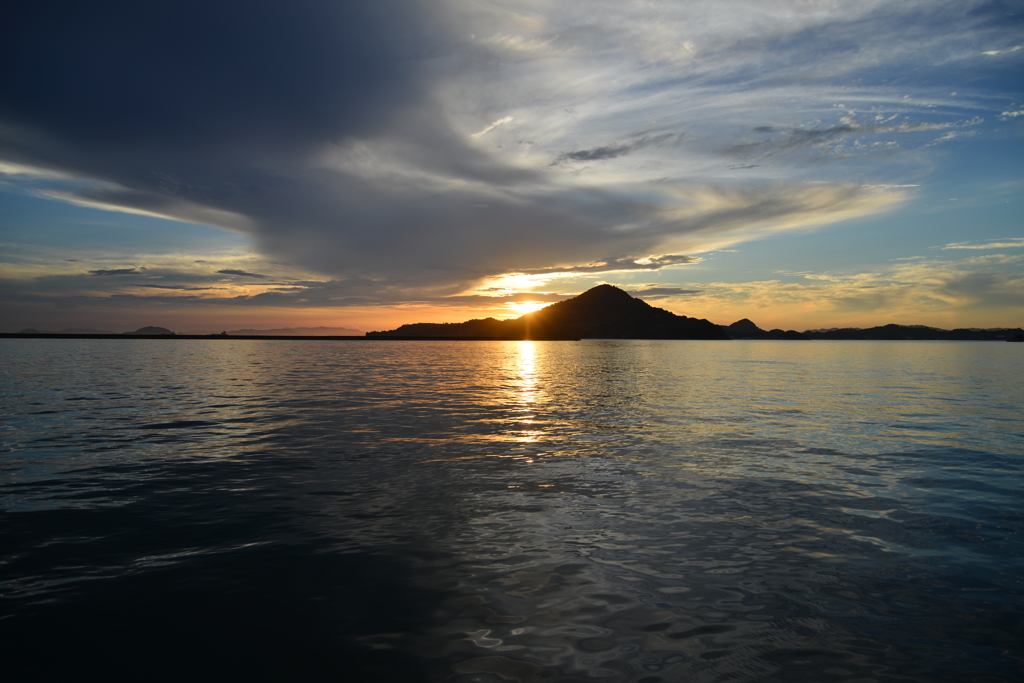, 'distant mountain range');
369,285,1023,341
801,325,1023,341
17,327,115,334
725,319,1022,341
725,319,809,340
